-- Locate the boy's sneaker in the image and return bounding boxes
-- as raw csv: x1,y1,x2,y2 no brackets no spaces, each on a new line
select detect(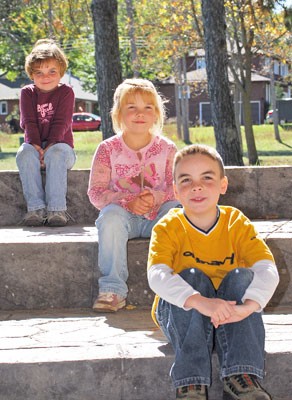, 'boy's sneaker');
223,374,272,399
21,209,46,226
47,211,70,227
93,292,126,312
176,385,208,399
